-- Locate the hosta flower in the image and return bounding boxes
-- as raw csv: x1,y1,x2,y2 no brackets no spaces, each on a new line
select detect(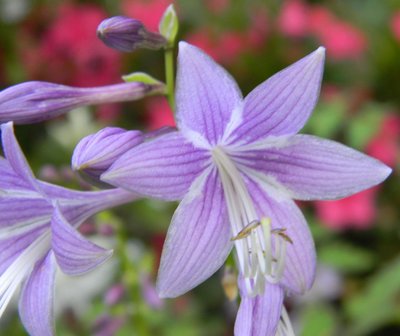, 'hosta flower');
97,16,167,52
0,122,138,335
0,81,165,124
102,42,391,334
